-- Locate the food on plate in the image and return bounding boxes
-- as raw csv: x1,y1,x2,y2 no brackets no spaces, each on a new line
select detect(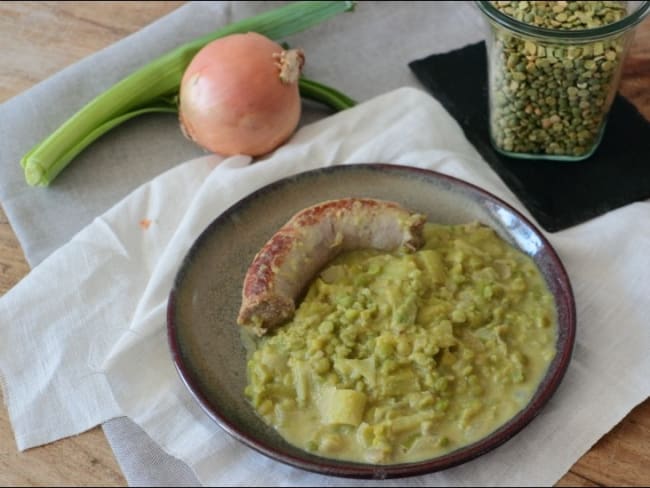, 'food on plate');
237,198,426,336
243,219,558,464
